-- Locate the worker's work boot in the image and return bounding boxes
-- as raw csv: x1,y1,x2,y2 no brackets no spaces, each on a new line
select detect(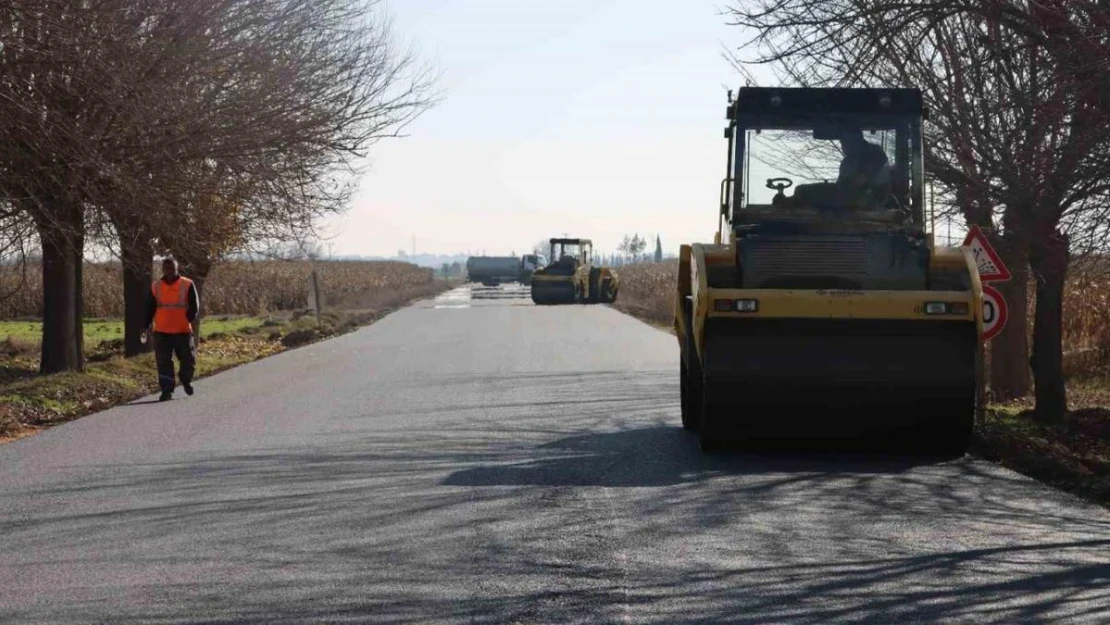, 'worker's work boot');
159,391,172,402
183,383,194,396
